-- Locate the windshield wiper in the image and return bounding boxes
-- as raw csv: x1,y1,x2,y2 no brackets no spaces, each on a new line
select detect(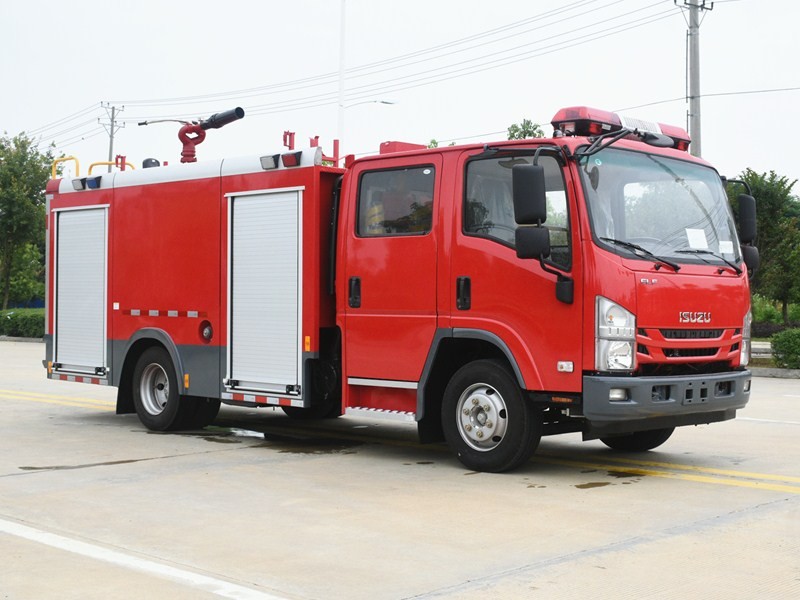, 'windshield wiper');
600,237,680,271
675,249,742,275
